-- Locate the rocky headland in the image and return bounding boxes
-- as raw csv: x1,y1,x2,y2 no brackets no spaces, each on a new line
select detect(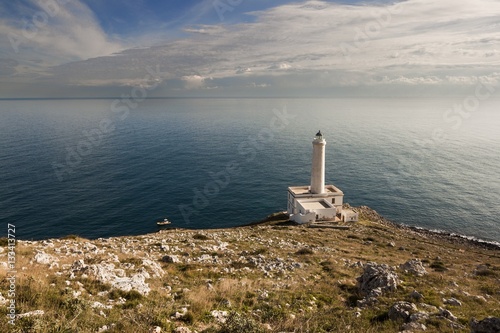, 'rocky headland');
1,206,499,333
